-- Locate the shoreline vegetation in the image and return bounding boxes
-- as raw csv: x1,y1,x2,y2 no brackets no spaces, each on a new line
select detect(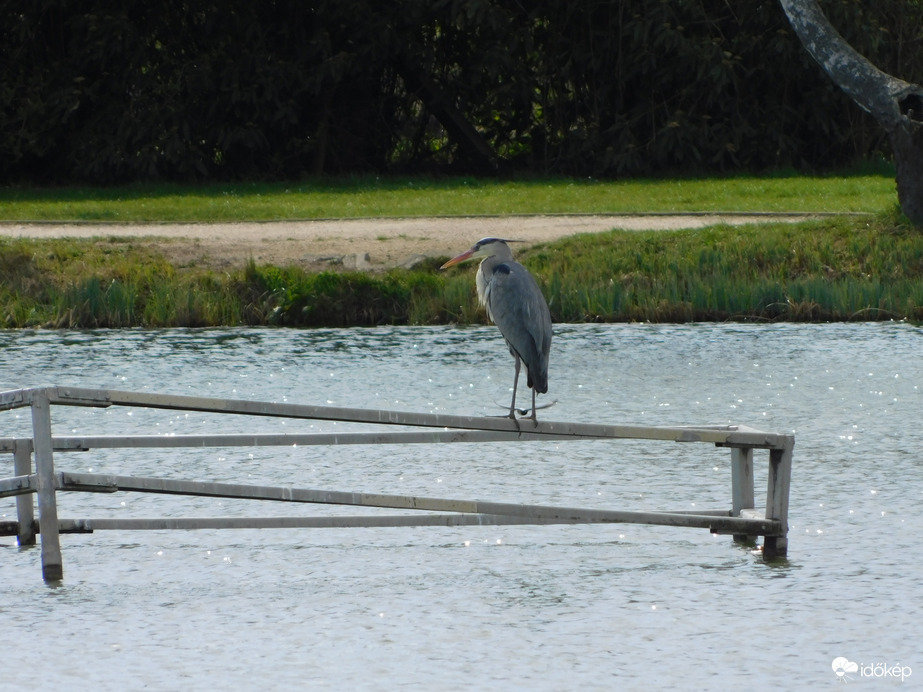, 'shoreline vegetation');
2,174,920,329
